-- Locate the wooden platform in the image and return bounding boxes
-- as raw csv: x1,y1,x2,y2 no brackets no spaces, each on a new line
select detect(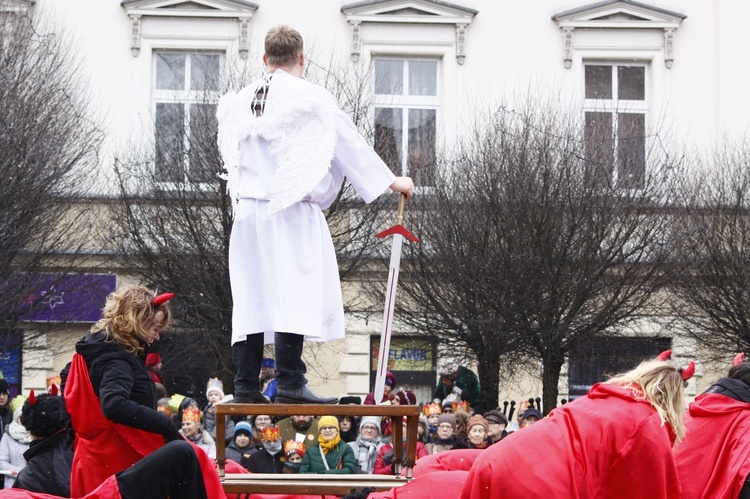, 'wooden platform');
215,403,421,496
